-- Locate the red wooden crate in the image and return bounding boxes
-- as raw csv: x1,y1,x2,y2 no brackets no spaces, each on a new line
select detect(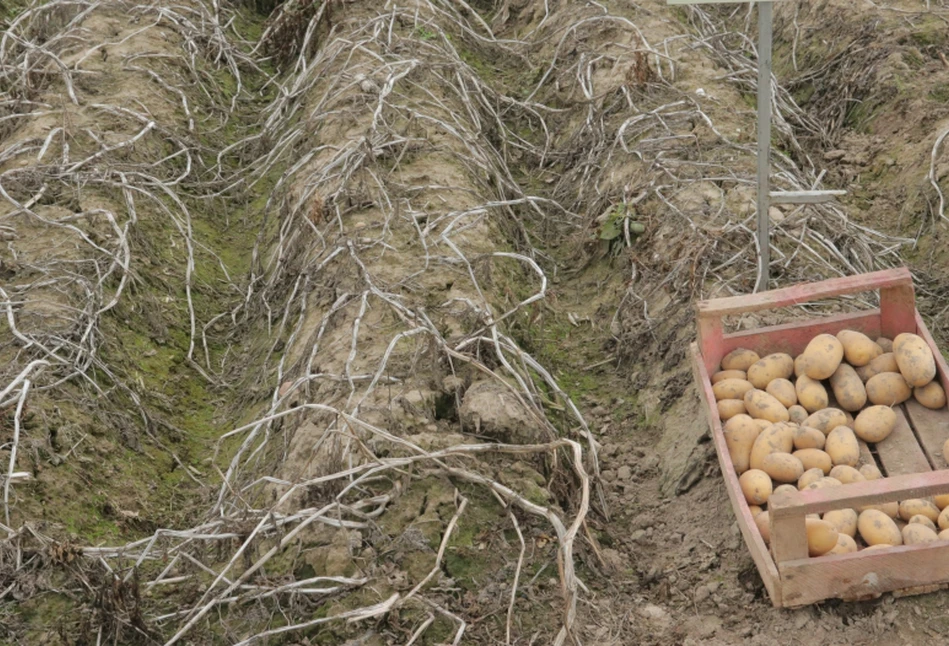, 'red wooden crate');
690,267,949,607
